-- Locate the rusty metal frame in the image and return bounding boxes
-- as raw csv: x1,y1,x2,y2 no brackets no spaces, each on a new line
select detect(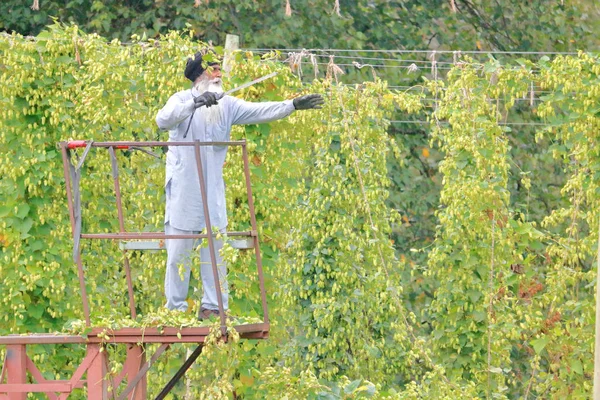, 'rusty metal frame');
116,344,169,400
0,343,102,399
58,139,269,328
0,140,270,399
